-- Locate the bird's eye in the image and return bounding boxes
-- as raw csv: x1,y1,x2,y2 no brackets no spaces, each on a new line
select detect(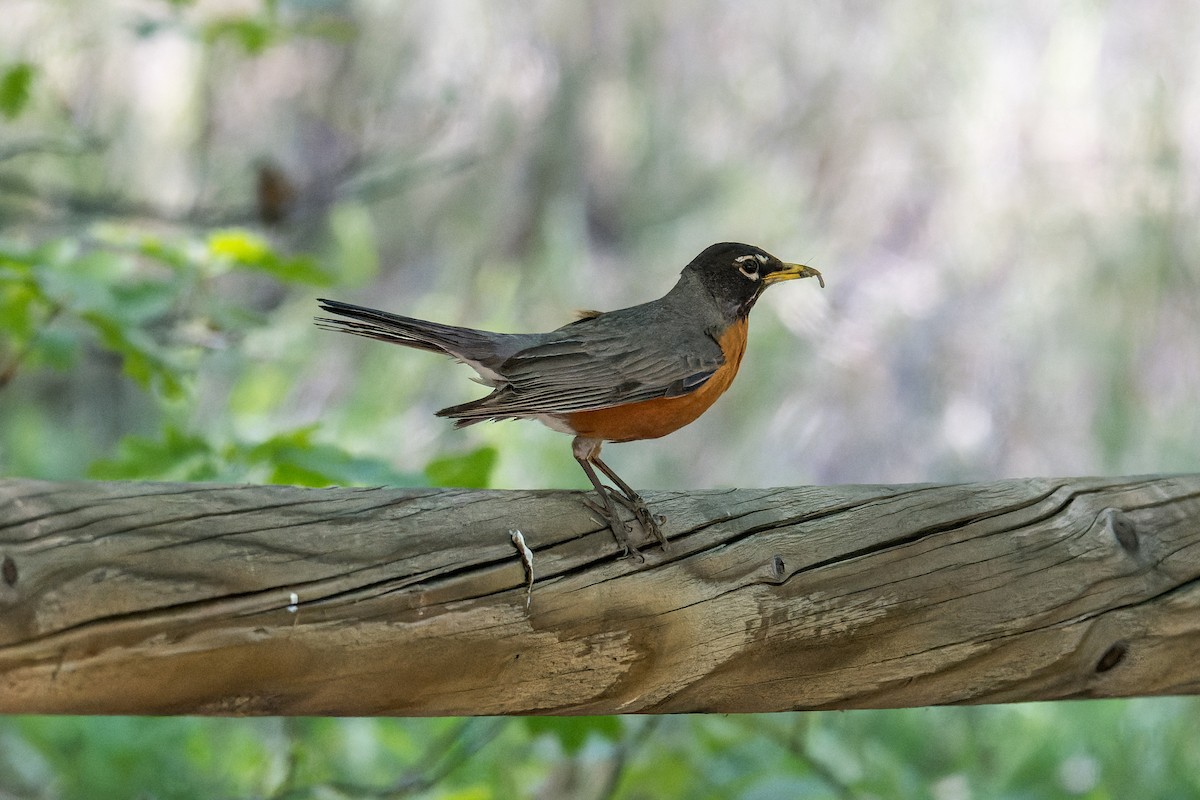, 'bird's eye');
734,256,760,280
